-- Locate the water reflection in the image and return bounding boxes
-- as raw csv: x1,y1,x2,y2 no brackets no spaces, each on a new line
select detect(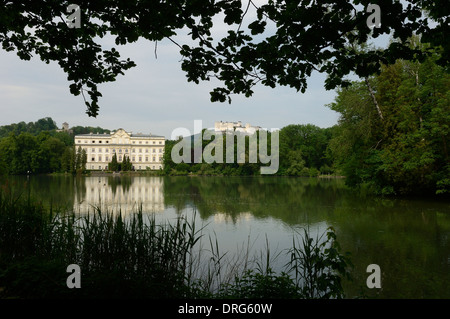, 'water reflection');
73,176,165,214
2,174,450,298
